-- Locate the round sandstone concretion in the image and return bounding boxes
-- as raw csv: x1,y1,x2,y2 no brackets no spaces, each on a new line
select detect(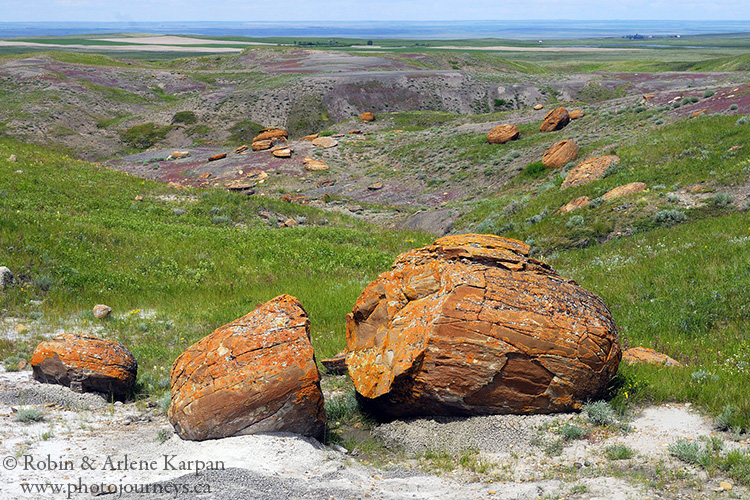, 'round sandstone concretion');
346,234,621,419
31,334,137,399
542,139,579,168
487,124,520,144
169,295,325,441
540,107,570,132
